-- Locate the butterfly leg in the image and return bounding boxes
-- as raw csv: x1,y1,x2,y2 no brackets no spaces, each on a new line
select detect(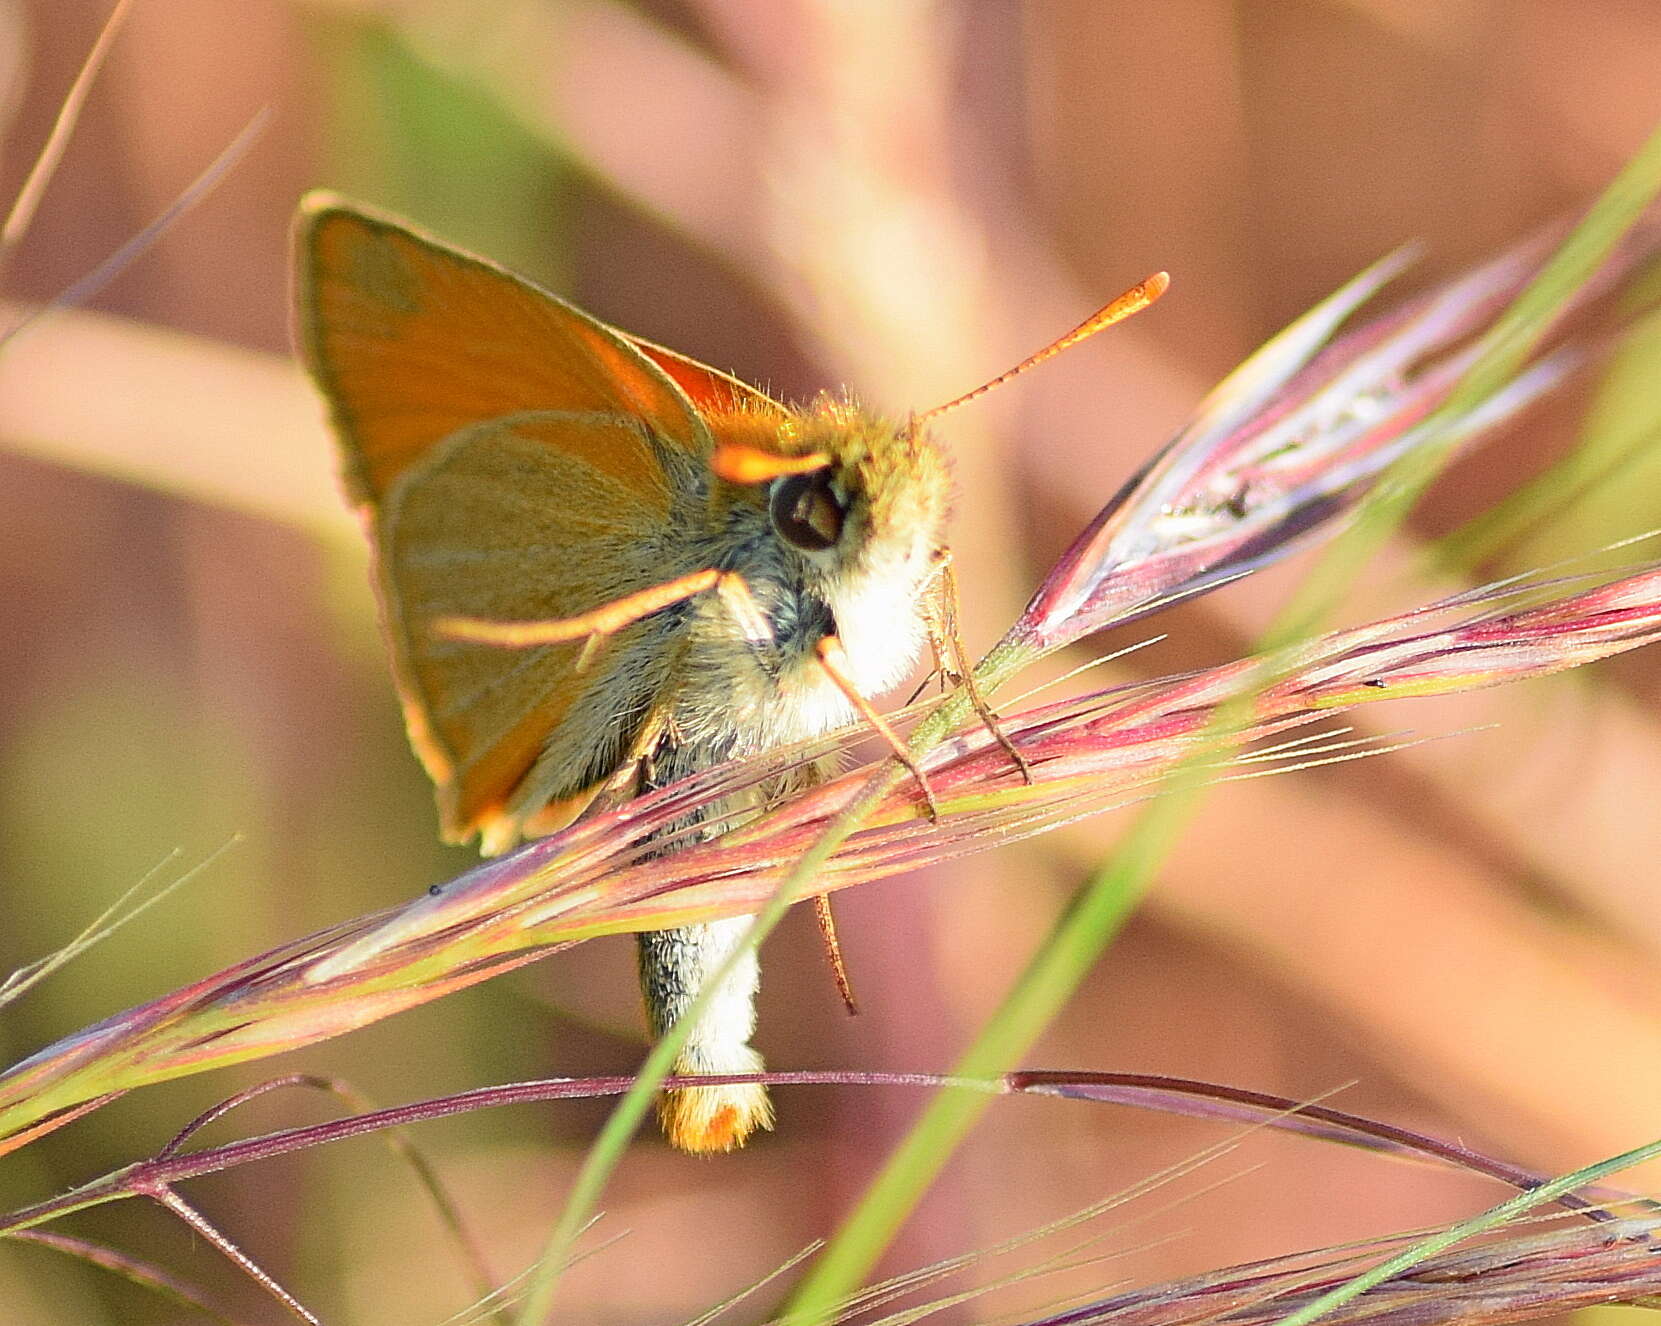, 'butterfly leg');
760,755,859,1017
813,894,859,1016
926,552,1034,784
813,636,940,819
